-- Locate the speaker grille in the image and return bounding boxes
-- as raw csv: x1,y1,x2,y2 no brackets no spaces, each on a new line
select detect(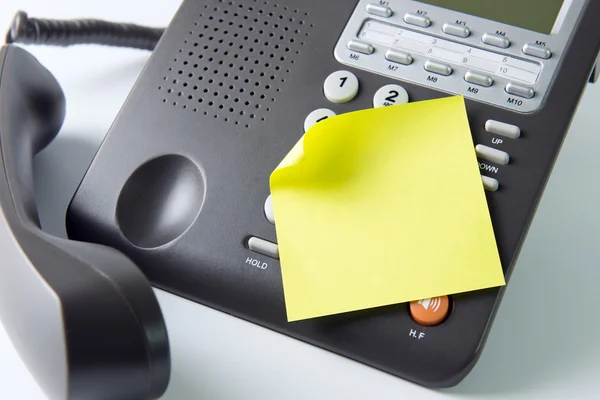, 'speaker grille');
159,0,313,128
